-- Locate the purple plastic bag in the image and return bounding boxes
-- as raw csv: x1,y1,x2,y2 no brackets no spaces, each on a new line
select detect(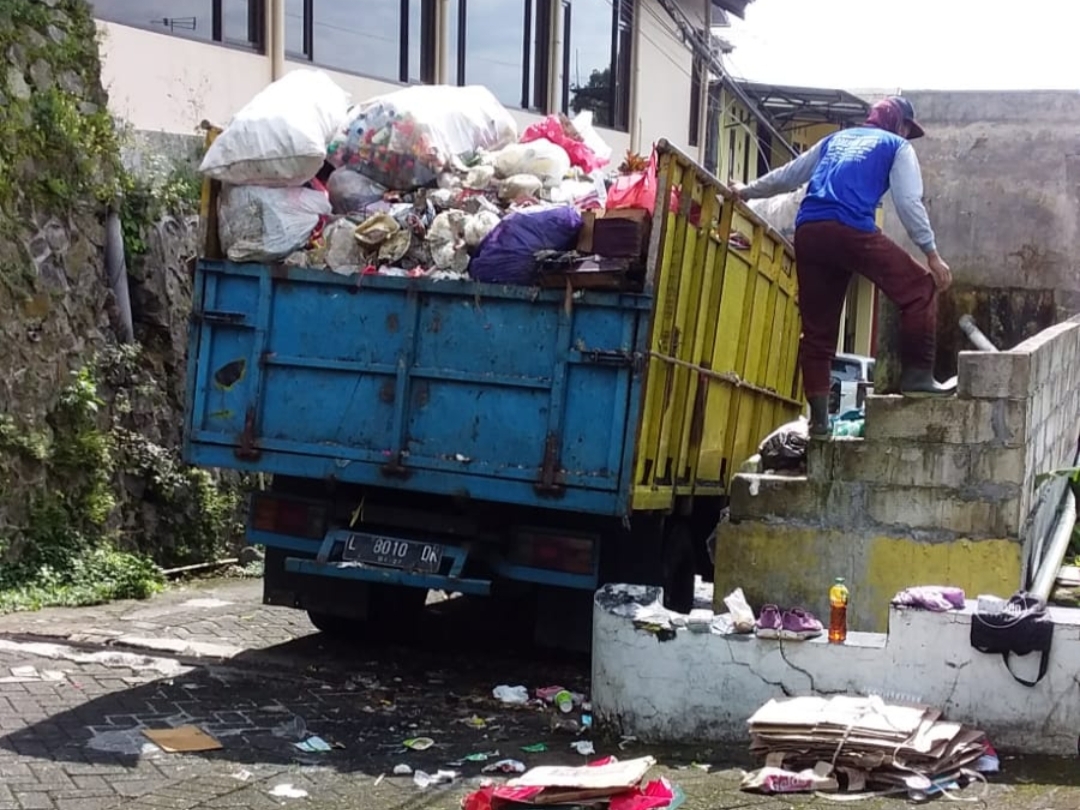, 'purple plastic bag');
469,206,582,285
